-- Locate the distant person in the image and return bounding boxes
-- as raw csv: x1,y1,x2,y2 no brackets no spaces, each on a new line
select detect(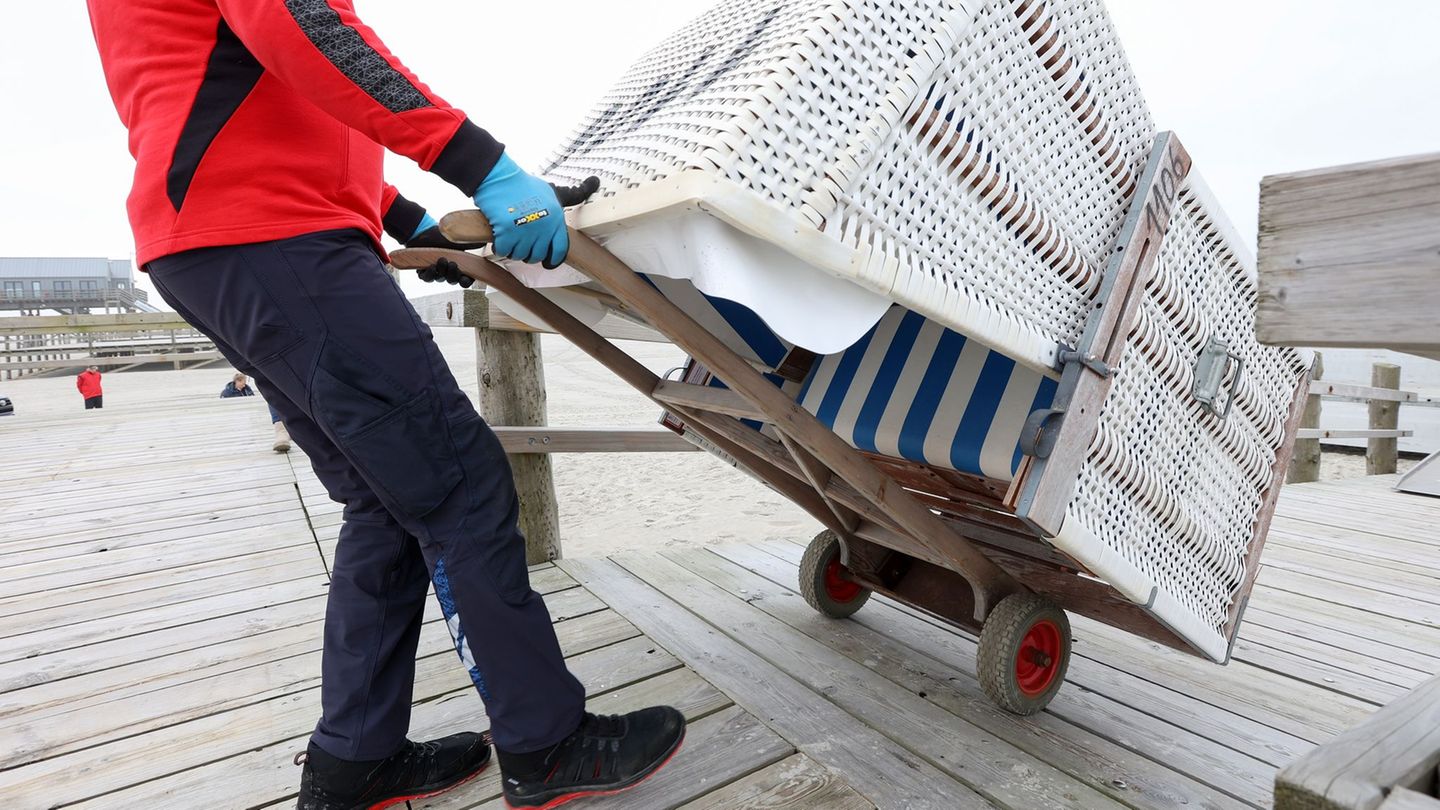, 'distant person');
222,372,291,453
77,365,103,410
